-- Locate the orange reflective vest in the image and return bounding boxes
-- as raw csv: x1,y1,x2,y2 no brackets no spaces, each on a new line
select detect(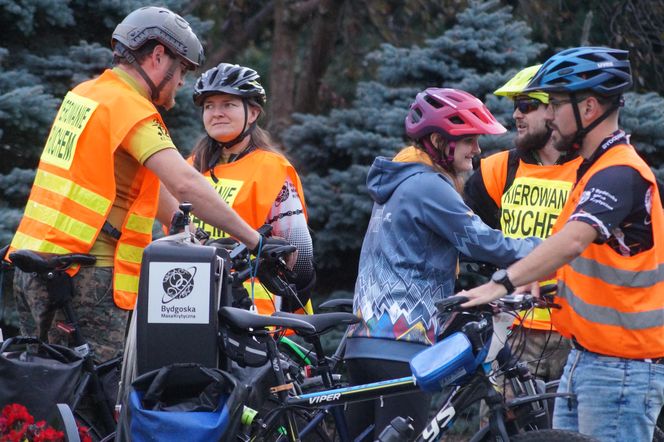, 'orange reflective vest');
480,150,582,330
190,149,311,315
551,144,664,359
7,70,162,310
